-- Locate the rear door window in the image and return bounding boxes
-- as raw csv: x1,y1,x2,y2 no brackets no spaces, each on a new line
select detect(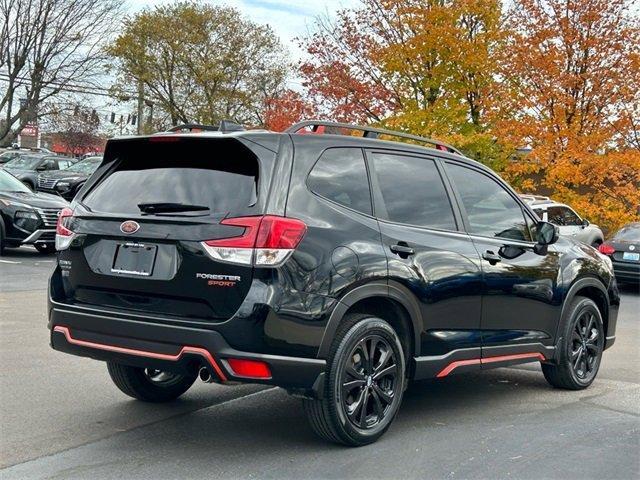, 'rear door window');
83,140,259,215
307,148,372,215
369,152,457,230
